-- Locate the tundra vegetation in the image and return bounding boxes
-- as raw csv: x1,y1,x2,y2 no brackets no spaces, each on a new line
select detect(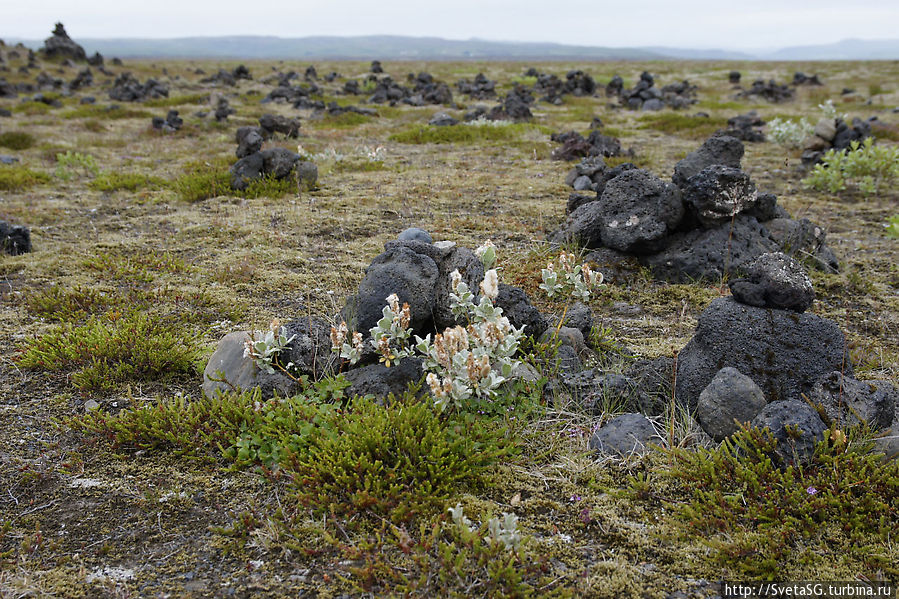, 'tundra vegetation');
0,50,898,598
